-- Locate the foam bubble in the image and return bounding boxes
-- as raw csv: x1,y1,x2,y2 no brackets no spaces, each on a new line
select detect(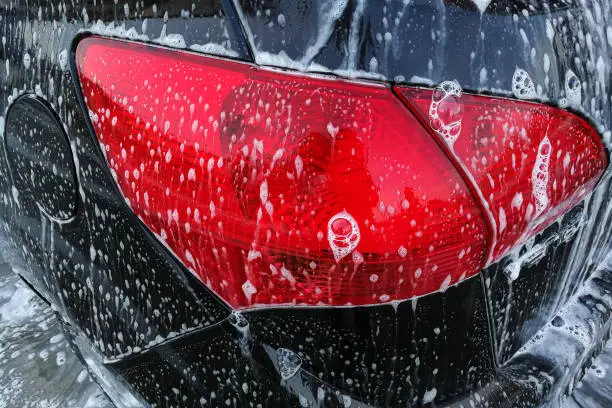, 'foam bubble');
423,387,437,404
564,70,582,108
295,155,303,178
532,137,551,218
229,311,249,334
499,207,507,233
241,280,257,303
512,67,537,100
58,49,68,70
512,192,524,210
439,275,452,292
23,53,31,69
327,211,360,262
429,80,463,148
277,348,302,380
